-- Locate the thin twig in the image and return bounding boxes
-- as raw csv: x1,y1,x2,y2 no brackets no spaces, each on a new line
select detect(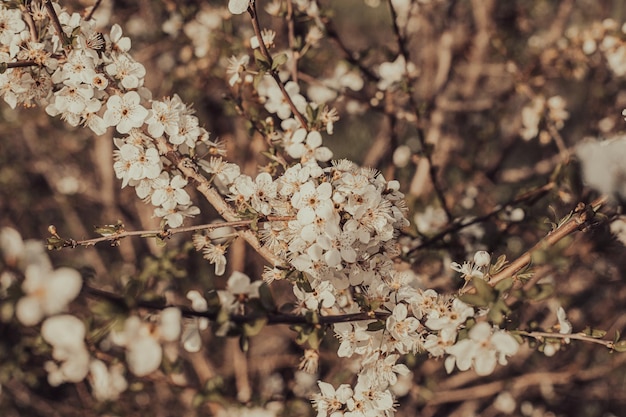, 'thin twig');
407,181,555,256
5,60,39,69
248,1,308,129
387,0,453,221
517,330,615,348
286,0,299,84
486,195,607,288
54,216,294,248
44,0,70,50
319,12,380,83
85,0,104,21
